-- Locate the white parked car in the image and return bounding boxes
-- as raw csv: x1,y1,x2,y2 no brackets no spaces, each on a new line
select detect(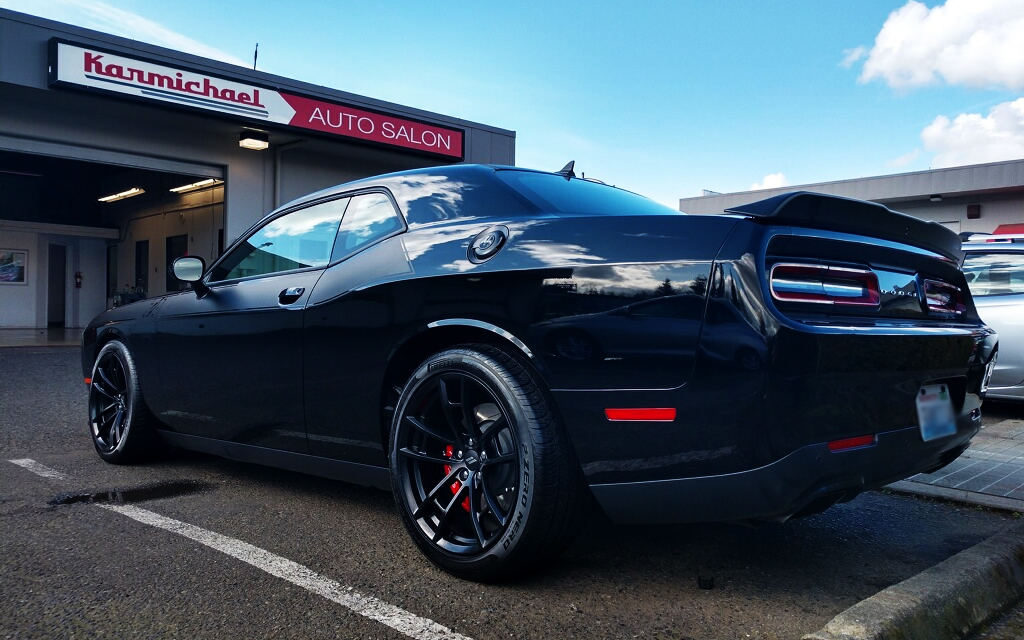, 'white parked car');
962,236,1024,401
